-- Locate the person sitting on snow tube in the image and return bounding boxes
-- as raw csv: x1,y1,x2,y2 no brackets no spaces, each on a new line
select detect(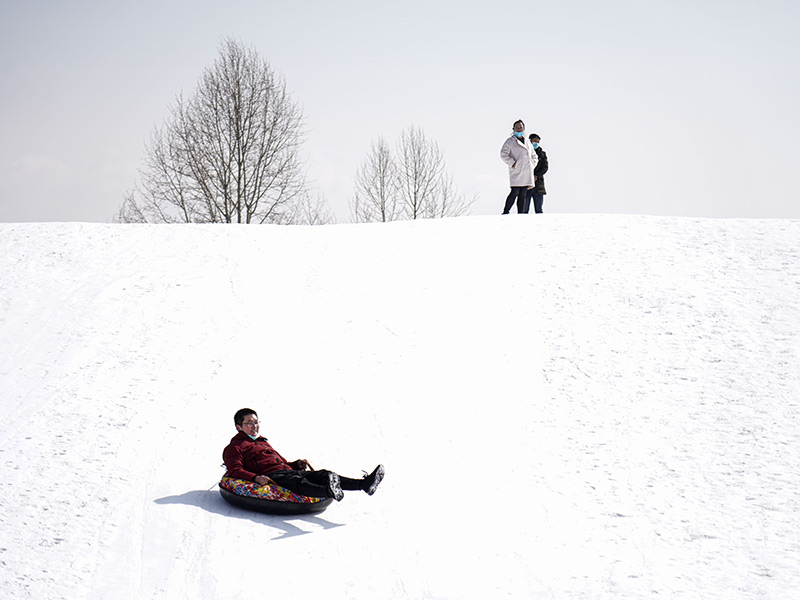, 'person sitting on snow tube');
222,408,384,502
